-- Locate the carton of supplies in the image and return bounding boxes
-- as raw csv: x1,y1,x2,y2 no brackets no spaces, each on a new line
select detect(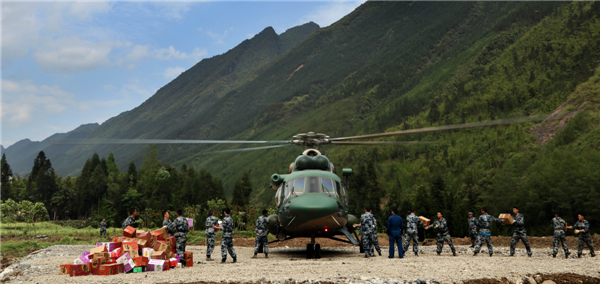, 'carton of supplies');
110,248,122,258
184,251,193,267
60,264,75,275
93,252,110,259
171,247,176,254
81,252,91,259
116,252,136,273
96,242,119,251
153,241,170,255
498,213,514,225
123,226,137,238
61,263,90,276
133,267,145,273
418,216,431,227
124,249,140,258
150,231,163,241
136,238,149,248
73,256,90,265
133,256,149,267
142,248,155,257
70,270,90,277
169,258,178,268
147,259,166,272
99,263,123,275
90,245,107,254
135,230,146,237
151,251,166,260
175,263,182,269
90,258,101,275
166,236,176,247
187,219,194,228
138,232,151,244
122,241,139,251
